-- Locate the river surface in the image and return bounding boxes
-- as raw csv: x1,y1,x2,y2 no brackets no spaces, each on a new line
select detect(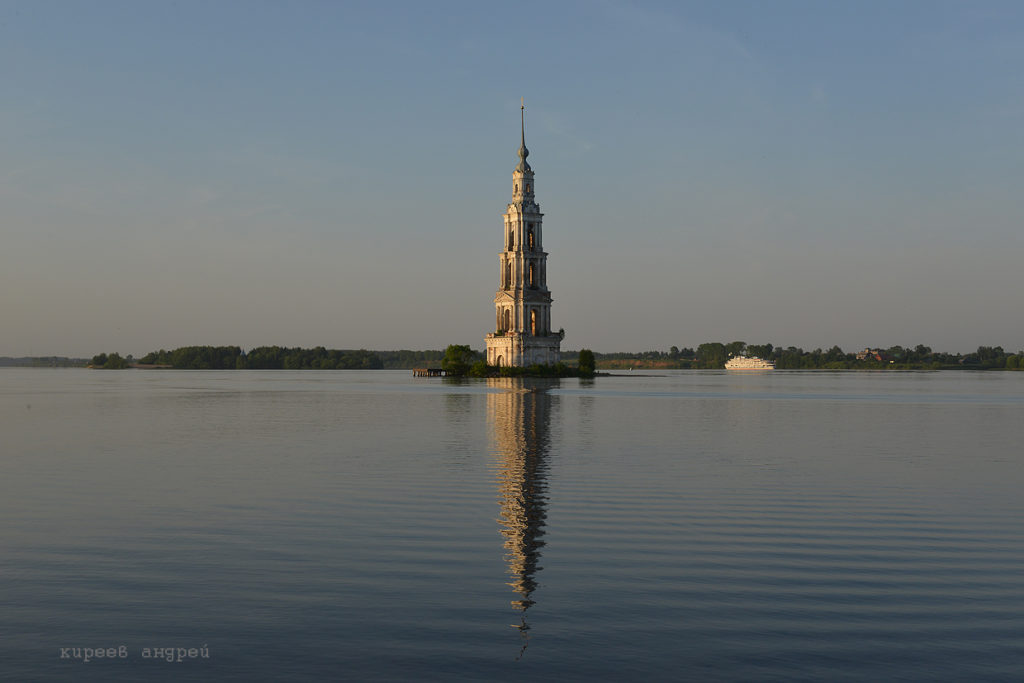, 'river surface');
2,369,1023,681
